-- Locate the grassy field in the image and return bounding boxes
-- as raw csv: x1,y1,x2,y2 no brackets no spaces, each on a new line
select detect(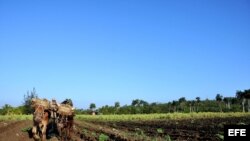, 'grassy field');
0,114,32,121
1,112,250,121
75,112,250,121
